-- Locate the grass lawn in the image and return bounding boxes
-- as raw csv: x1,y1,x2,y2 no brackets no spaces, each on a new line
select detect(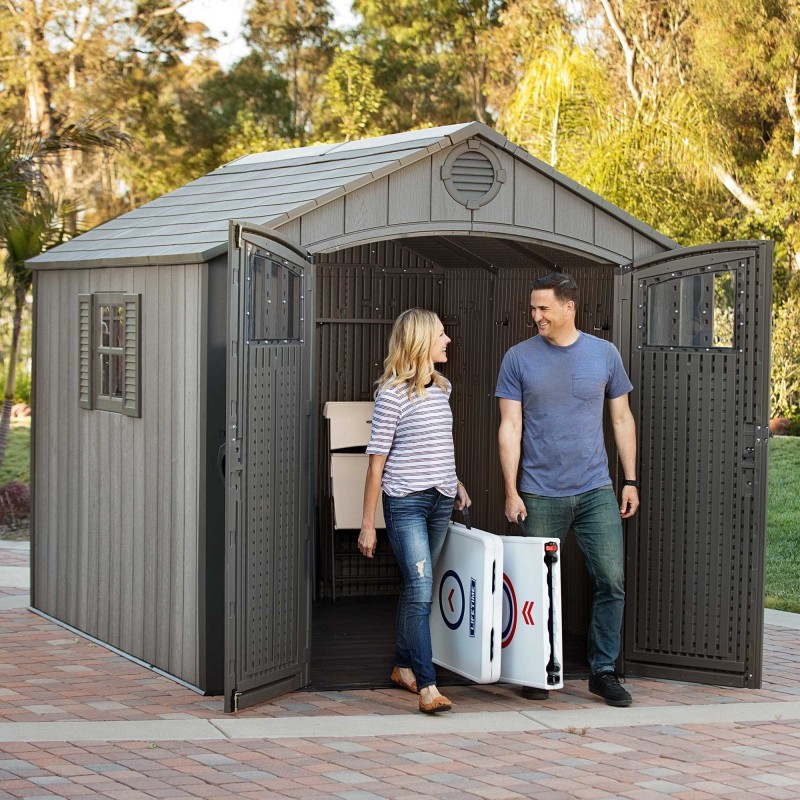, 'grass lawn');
766,436,800,613
0,418,30,486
